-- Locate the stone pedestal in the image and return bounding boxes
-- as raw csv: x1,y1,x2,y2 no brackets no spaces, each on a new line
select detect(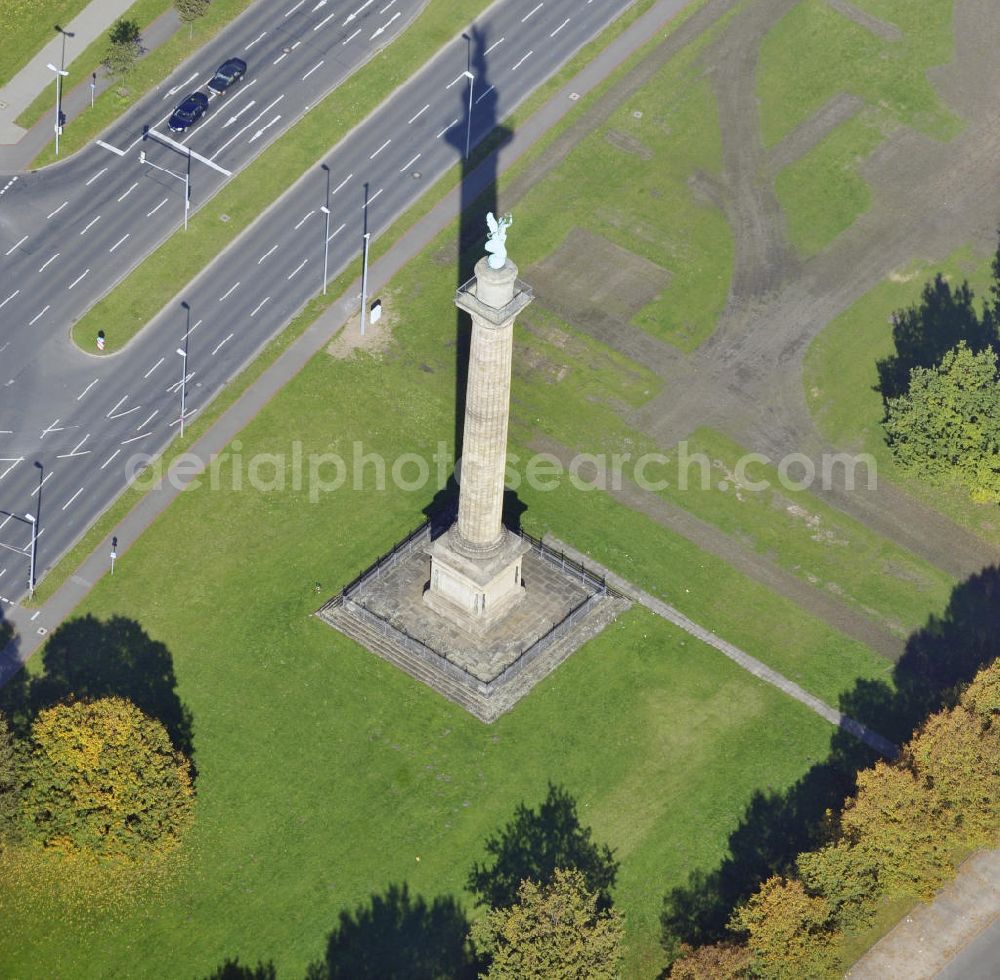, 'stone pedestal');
423,256,534,631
